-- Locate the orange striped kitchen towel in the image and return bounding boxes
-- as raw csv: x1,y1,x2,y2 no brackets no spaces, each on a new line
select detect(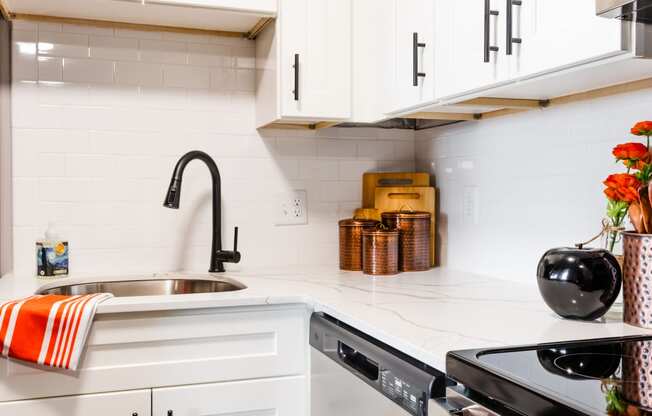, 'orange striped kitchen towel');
0,294,112,370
